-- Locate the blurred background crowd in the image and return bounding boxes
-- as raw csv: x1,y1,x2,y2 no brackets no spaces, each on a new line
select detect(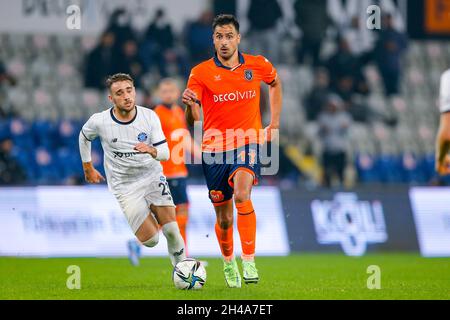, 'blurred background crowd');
0,0,448,189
